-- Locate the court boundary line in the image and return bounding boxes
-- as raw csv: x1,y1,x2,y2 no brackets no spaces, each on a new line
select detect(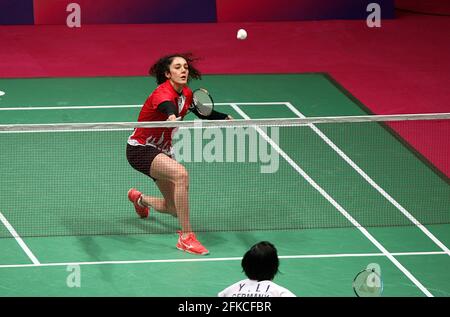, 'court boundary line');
231,103,434,297
0,251,445,269
0,102,289,111
284,102,450,256
0,211,40,265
